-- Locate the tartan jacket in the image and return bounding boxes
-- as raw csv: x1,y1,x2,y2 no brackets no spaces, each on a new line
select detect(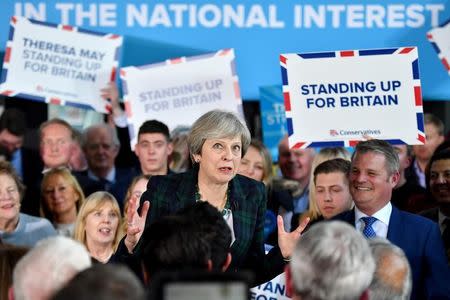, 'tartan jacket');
140,168,286,284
